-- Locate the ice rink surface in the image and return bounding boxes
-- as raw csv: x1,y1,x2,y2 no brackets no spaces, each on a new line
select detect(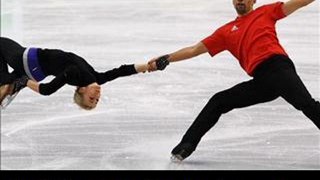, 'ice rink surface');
1,0,319,170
